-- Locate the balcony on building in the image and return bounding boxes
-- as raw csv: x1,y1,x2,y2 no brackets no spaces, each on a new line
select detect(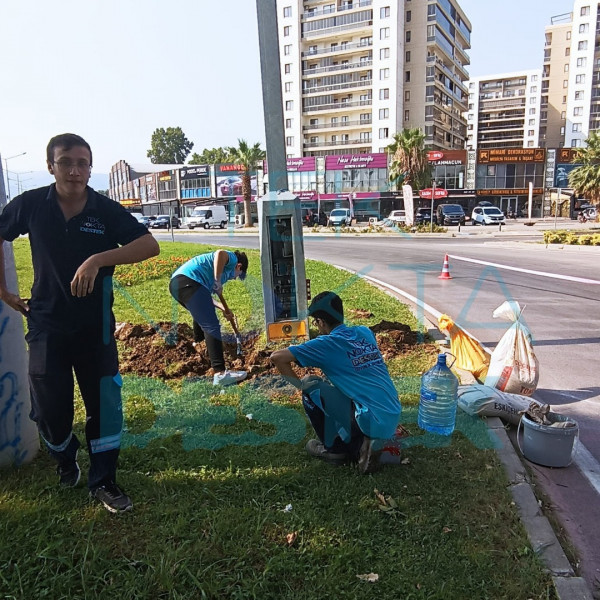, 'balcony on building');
303,137,372,149
303,57,373,78
303,116,372,131
301,38,372,59
301,0,373,20
304,96,372,113
302,13,373,41
302,76,373,96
